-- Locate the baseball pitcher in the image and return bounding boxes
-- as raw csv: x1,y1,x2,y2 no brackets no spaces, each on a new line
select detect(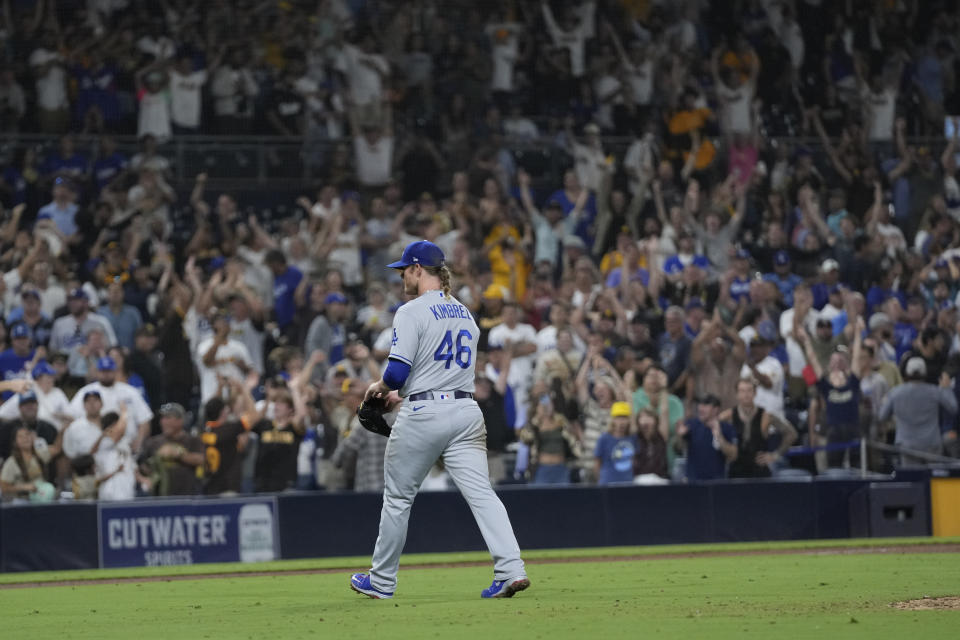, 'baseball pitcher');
350,240,530,599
